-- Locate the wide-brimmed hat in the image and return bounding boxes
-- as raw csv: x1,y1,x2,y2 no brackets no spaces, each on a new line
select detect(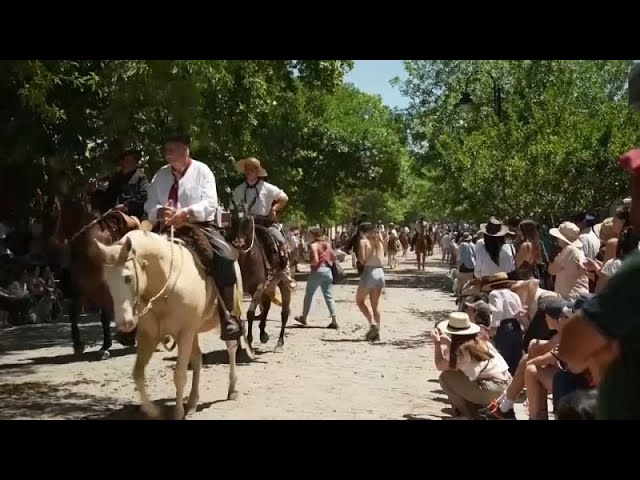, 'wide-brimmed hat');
480,272,517,292
461,232,472,242
235,157,268,177
479,217,510,237
437,312,481,336
550,222,582,248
